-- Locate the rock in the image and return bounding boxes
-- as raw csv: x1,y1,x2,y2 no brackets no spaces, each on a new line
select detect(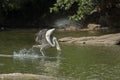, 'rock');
87,24,101,30
0,73,56,80
59,33,120,46
59,37,73,42
65,26,79,31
